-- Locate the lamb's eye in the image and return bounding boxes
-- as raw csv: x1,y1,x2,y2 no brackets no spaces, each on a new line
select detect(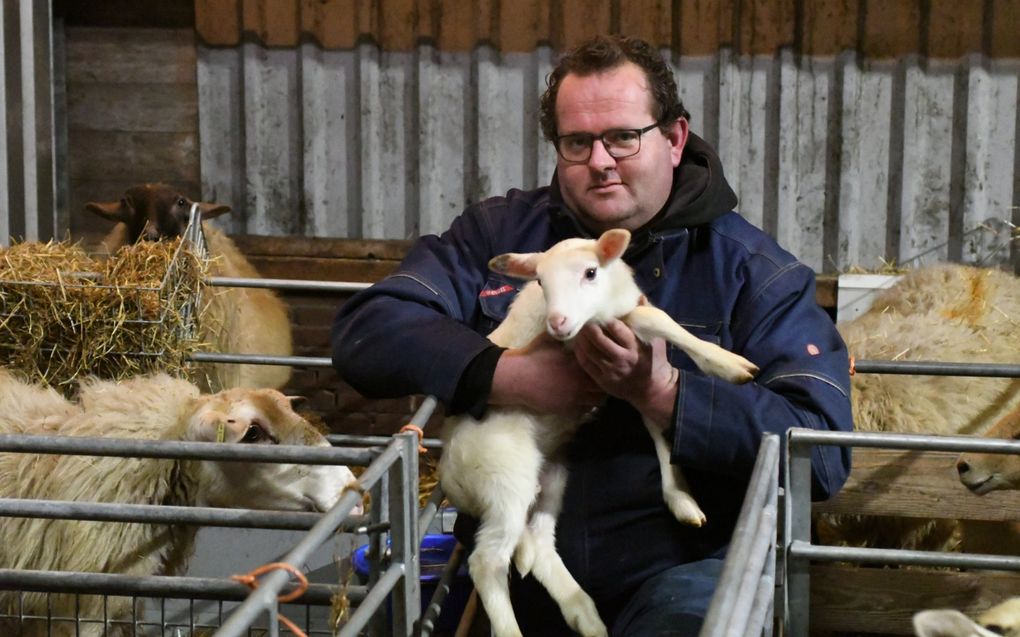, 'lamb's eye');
241,424,267,443
584,268,597,281
177,198,187,207
983,625,1005,636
